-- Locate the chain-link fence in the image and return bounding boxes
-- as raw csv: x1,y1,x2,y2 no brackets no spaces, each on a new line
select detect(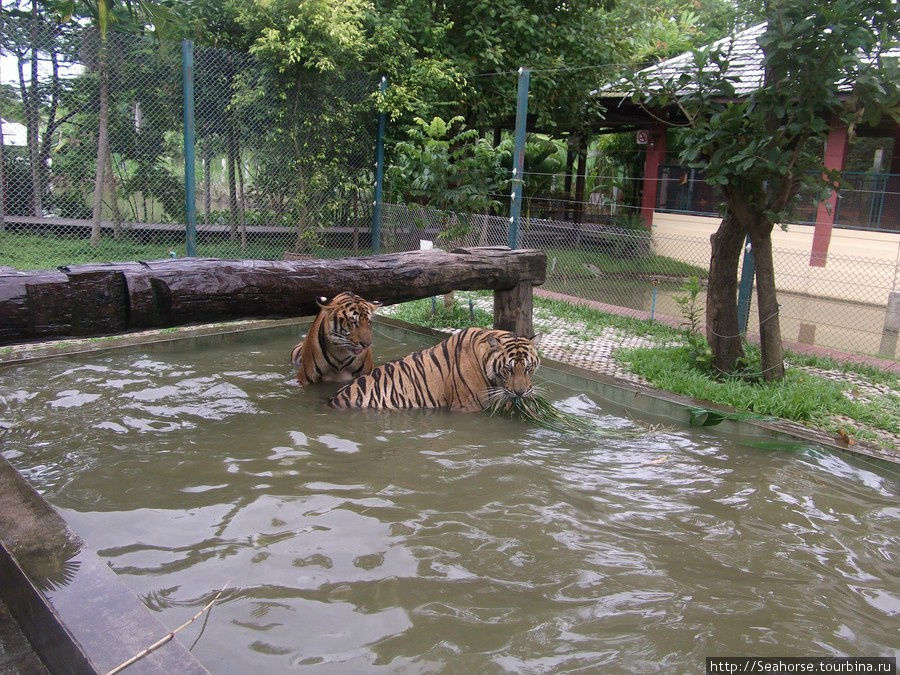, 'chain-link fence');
3,27,898,362
192,46,376,260
377,201,900,360
1,31,377,268
657,165,900,231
